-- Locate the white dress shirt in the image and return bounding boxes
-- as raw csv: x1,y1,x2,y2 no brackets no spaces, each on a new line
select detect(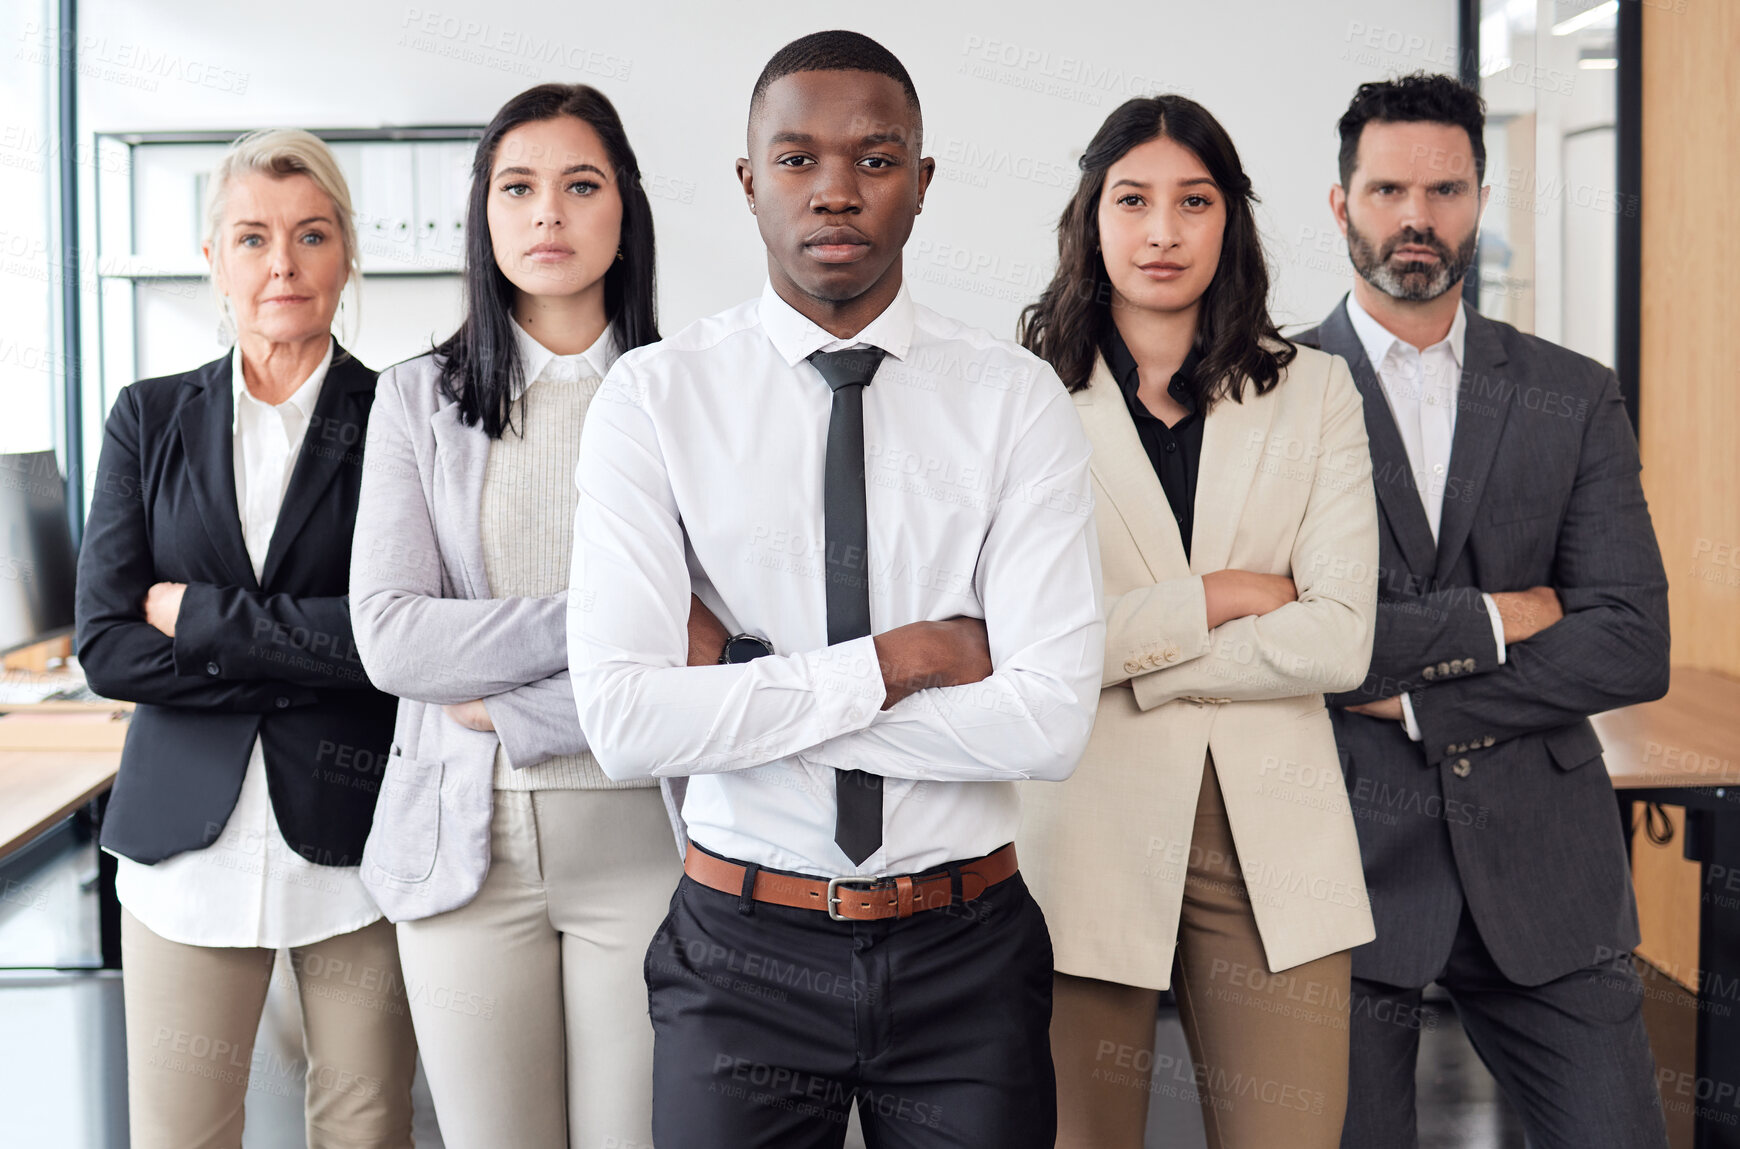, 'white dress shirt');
1344,295,1507,740
570,281,1104,878
112,340,383,948
509,315,617,400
